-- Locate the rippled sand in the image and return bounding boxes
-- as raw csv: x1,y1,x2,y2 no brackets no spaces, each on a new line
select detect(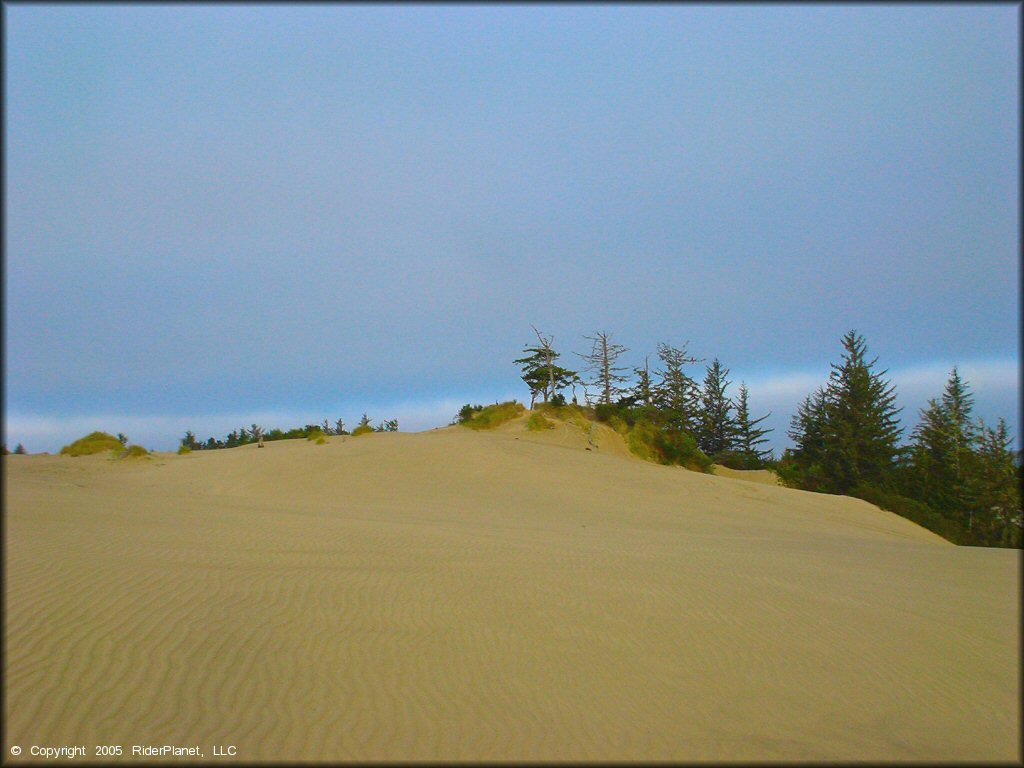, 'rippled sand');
5,419,1020,761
